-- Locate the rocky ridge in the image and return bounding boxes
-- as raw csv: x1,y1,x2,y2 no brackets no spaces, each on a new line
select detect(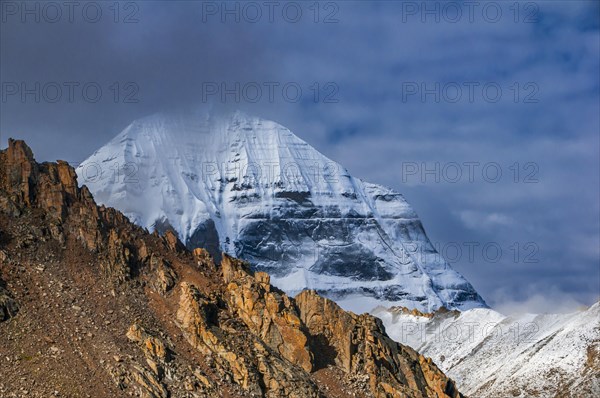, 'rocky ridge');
0,138,463,398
